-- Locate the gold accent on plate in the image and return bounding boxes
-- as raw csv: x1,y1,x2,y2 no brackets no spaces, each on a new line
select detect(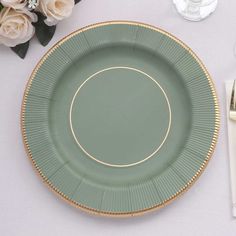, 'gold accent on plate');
21,21,220,217
69,66,172,168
